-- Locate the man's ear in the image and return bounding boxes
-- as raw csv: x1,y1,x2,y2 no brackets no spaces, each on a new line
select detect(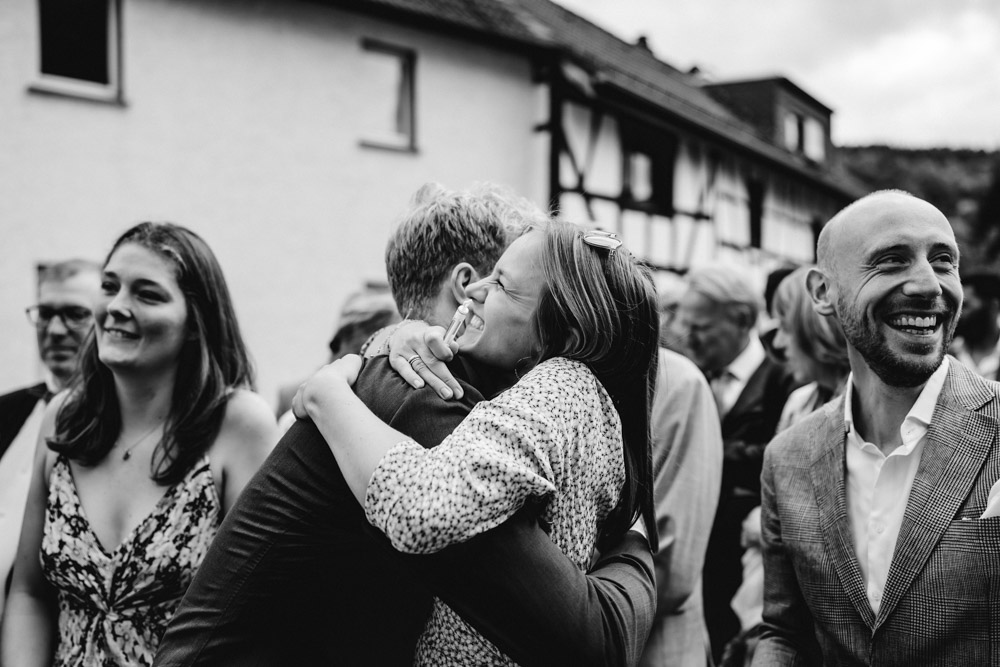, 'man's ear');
807,268,836,316
448,263,479,304
732,305,755,333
